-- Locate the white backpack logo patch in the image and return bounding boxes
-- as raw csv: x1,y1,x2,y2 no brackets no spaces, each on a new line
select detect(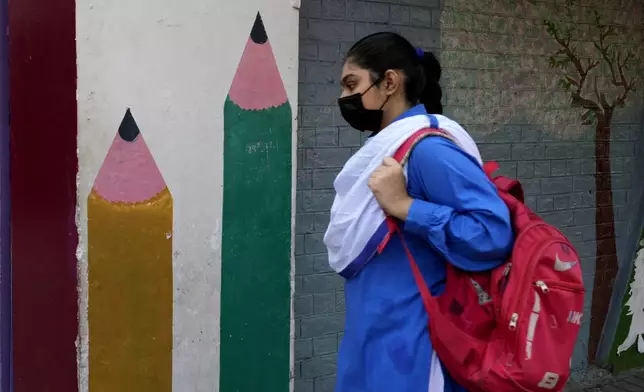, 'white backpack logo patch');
567,311,582,325
537,372,560,389
554,253,577,272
